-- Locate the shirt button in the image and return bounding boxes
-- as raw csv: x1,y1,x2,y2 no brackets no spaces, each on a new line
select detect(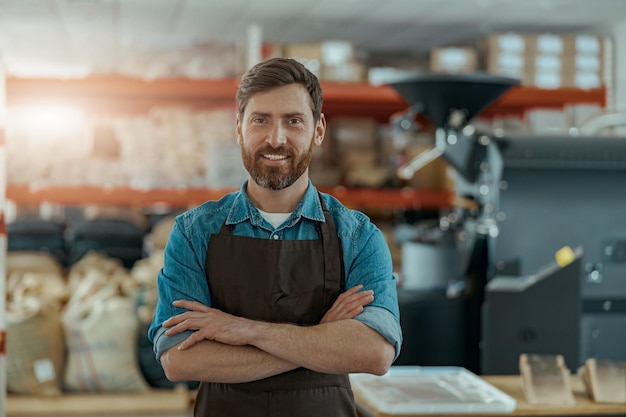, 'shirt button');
273,234,279,240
